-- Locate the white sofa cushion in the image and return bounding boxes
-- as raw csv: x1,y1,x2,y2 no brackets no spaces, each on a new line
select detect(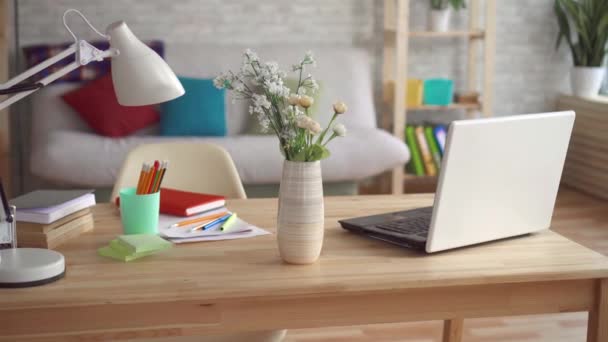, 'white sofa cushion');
31,128,409,187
